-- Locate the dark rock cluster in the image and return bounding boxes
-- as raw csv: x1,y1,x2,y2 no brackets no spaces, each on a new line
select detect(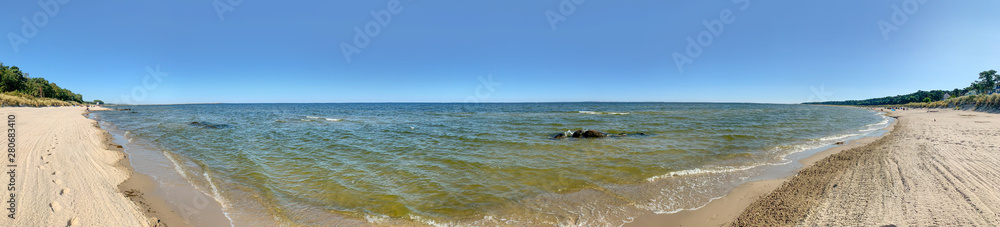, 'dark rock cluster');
553,130,646,139
189,121,231,129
